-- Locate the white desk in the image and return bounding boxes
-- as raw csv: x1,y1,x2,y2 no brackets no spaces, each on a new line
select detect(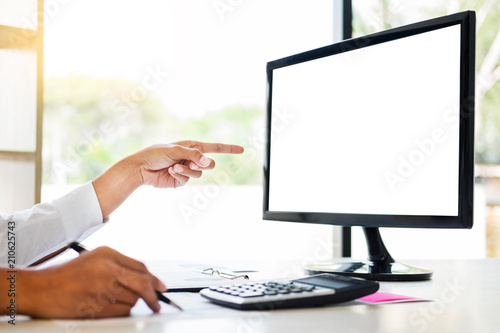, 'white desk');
2,259,500,333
